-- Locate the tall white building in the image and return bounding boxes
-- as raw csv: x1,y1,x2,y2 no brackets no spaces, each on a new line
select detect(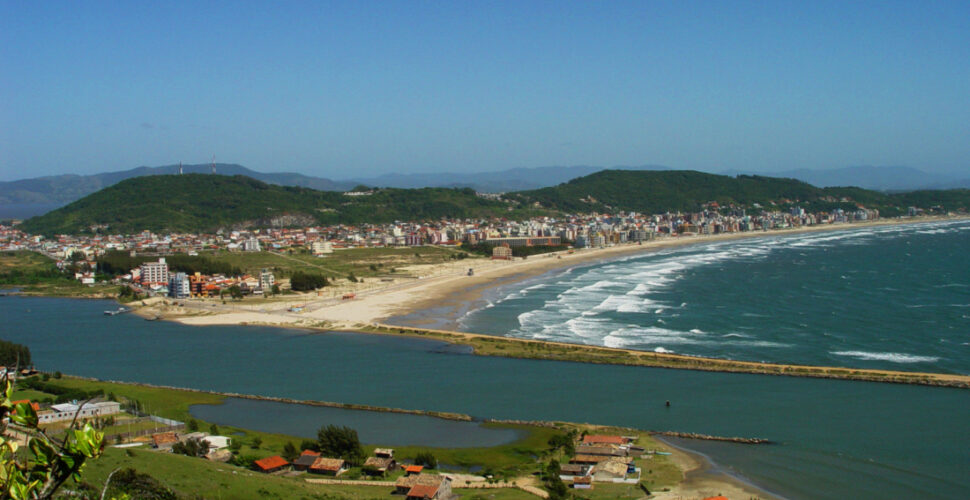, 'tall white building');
259,269,275,291
168,272,190,298
139,258,169,285
242,237,261,252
